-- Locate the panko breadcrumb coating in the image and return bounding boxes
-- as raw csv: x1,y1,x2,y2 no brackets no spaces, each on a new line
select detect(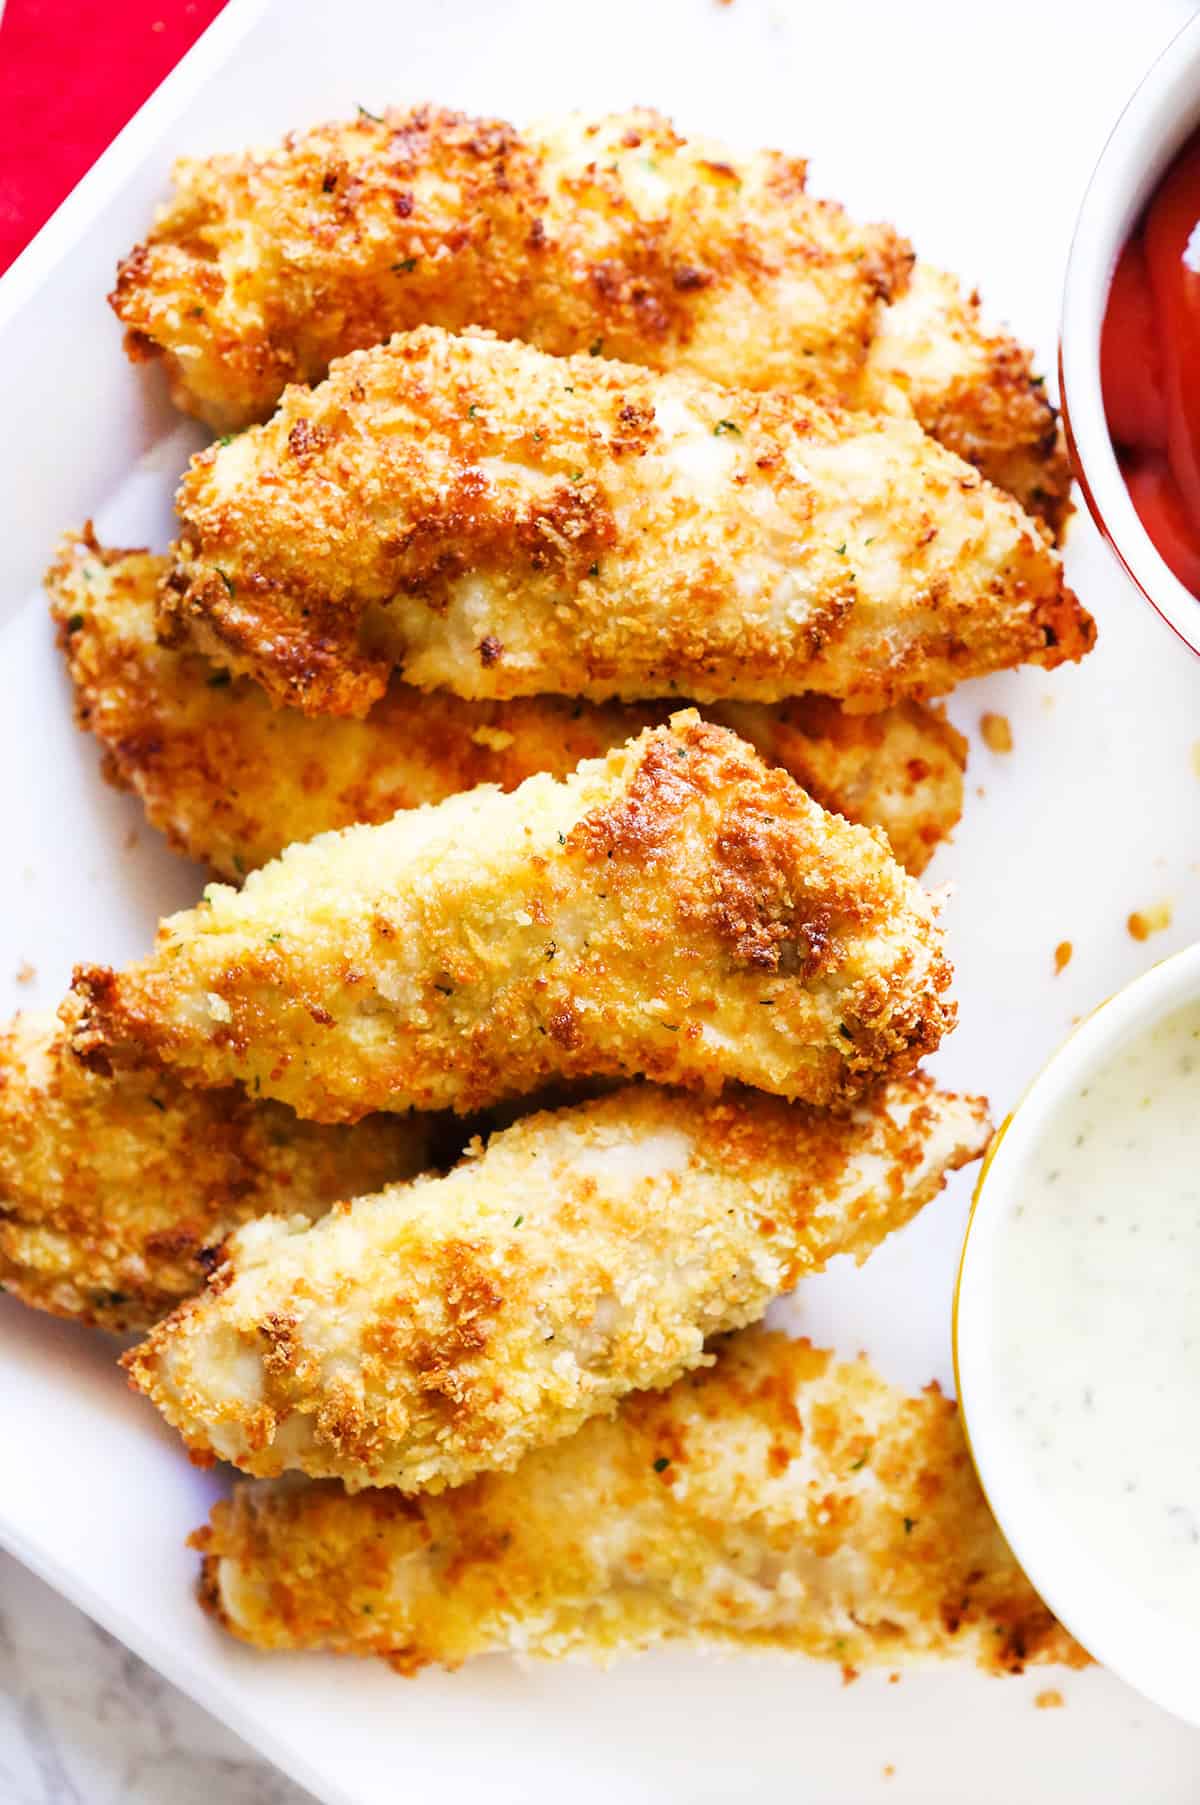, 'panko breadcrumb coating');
69,713,954,1122
125,1077,989,1490
48,530,965,879
713,695,965,878
194,1327,1087,1675
162,327,1090,718
0,1004,434,1332
860,263,1072,537
110,106,1069,532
